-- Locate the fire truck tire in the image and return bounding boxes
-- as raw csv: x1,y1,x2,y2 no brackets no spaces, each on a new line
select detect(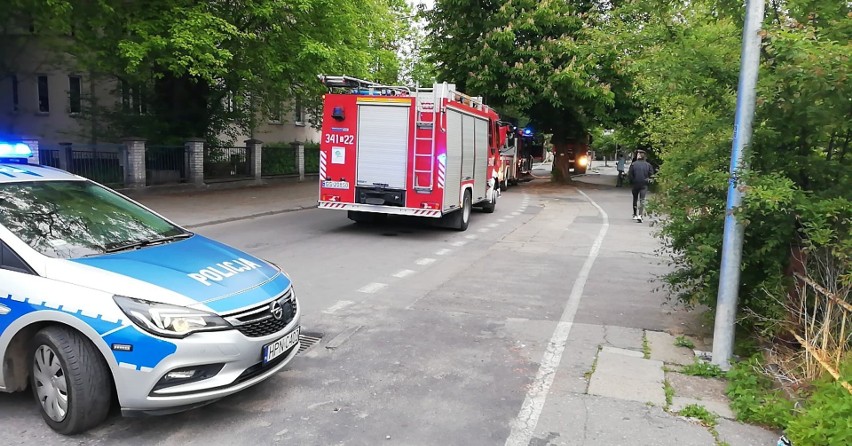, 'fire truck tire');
447,190,471,231
481,184,497,214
